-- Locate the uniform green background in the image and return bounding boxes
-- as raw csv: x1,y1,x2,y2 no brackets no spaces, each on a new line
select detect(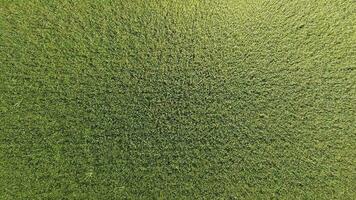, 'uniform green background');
1,0,355,199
